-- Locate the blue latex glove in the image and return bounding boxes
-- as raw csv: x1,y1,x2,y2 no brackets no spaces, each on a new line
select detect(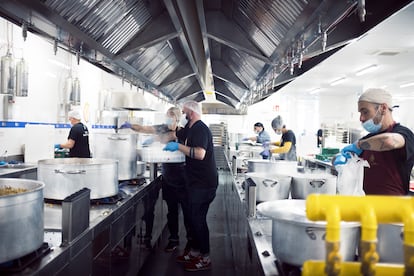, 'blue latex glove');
333,153,348,166
242,137,249,141
142,137,154,147
0,161,7,166
119,122,132,129
260,150,270,159
163,141,179,152
341,142,363,158
54,143,61,149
